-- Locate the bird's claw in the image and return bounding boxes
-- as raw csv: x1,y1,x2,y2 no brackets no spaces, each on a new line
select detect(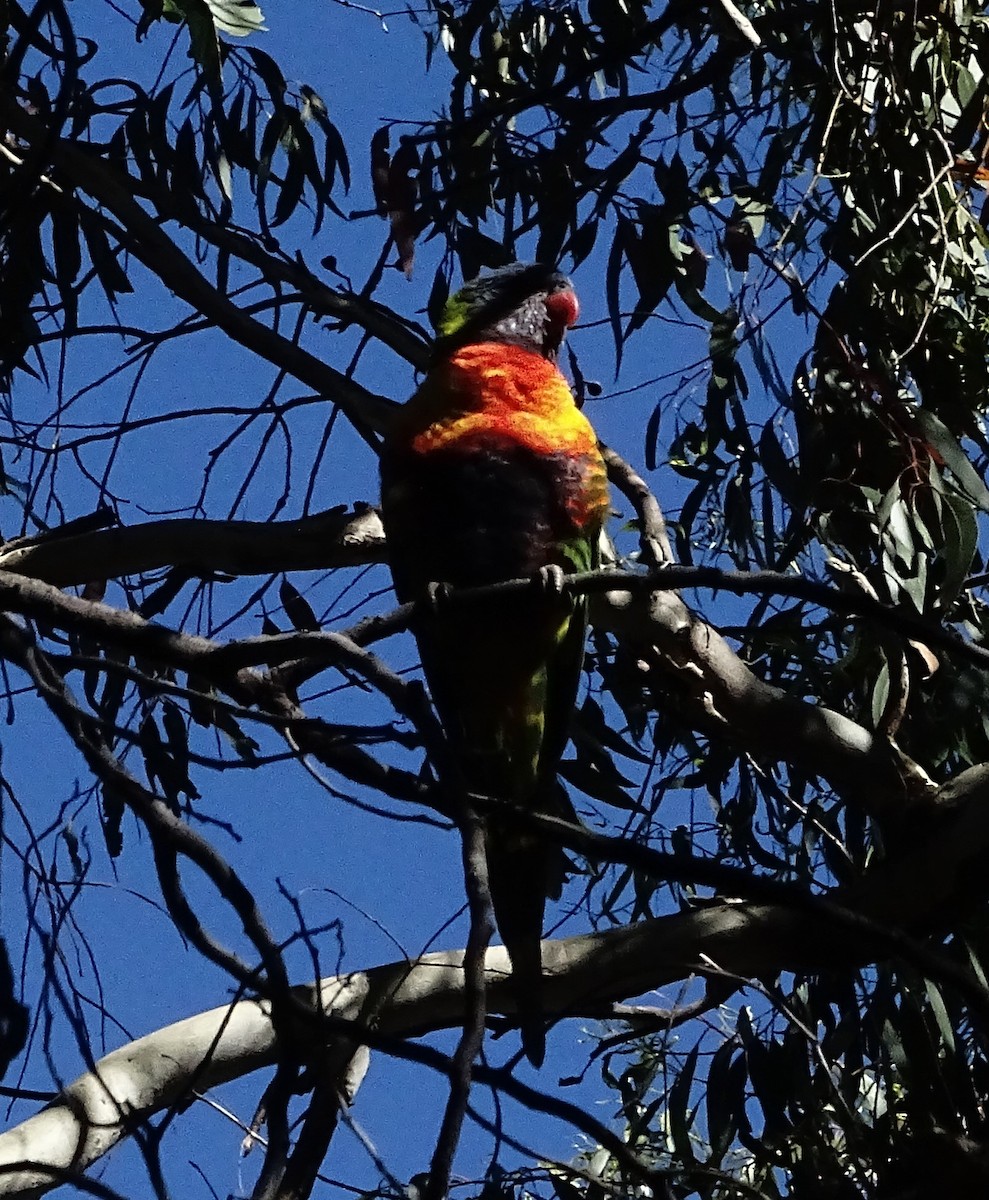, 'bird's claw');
424,580,453,615
534,564,567,596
